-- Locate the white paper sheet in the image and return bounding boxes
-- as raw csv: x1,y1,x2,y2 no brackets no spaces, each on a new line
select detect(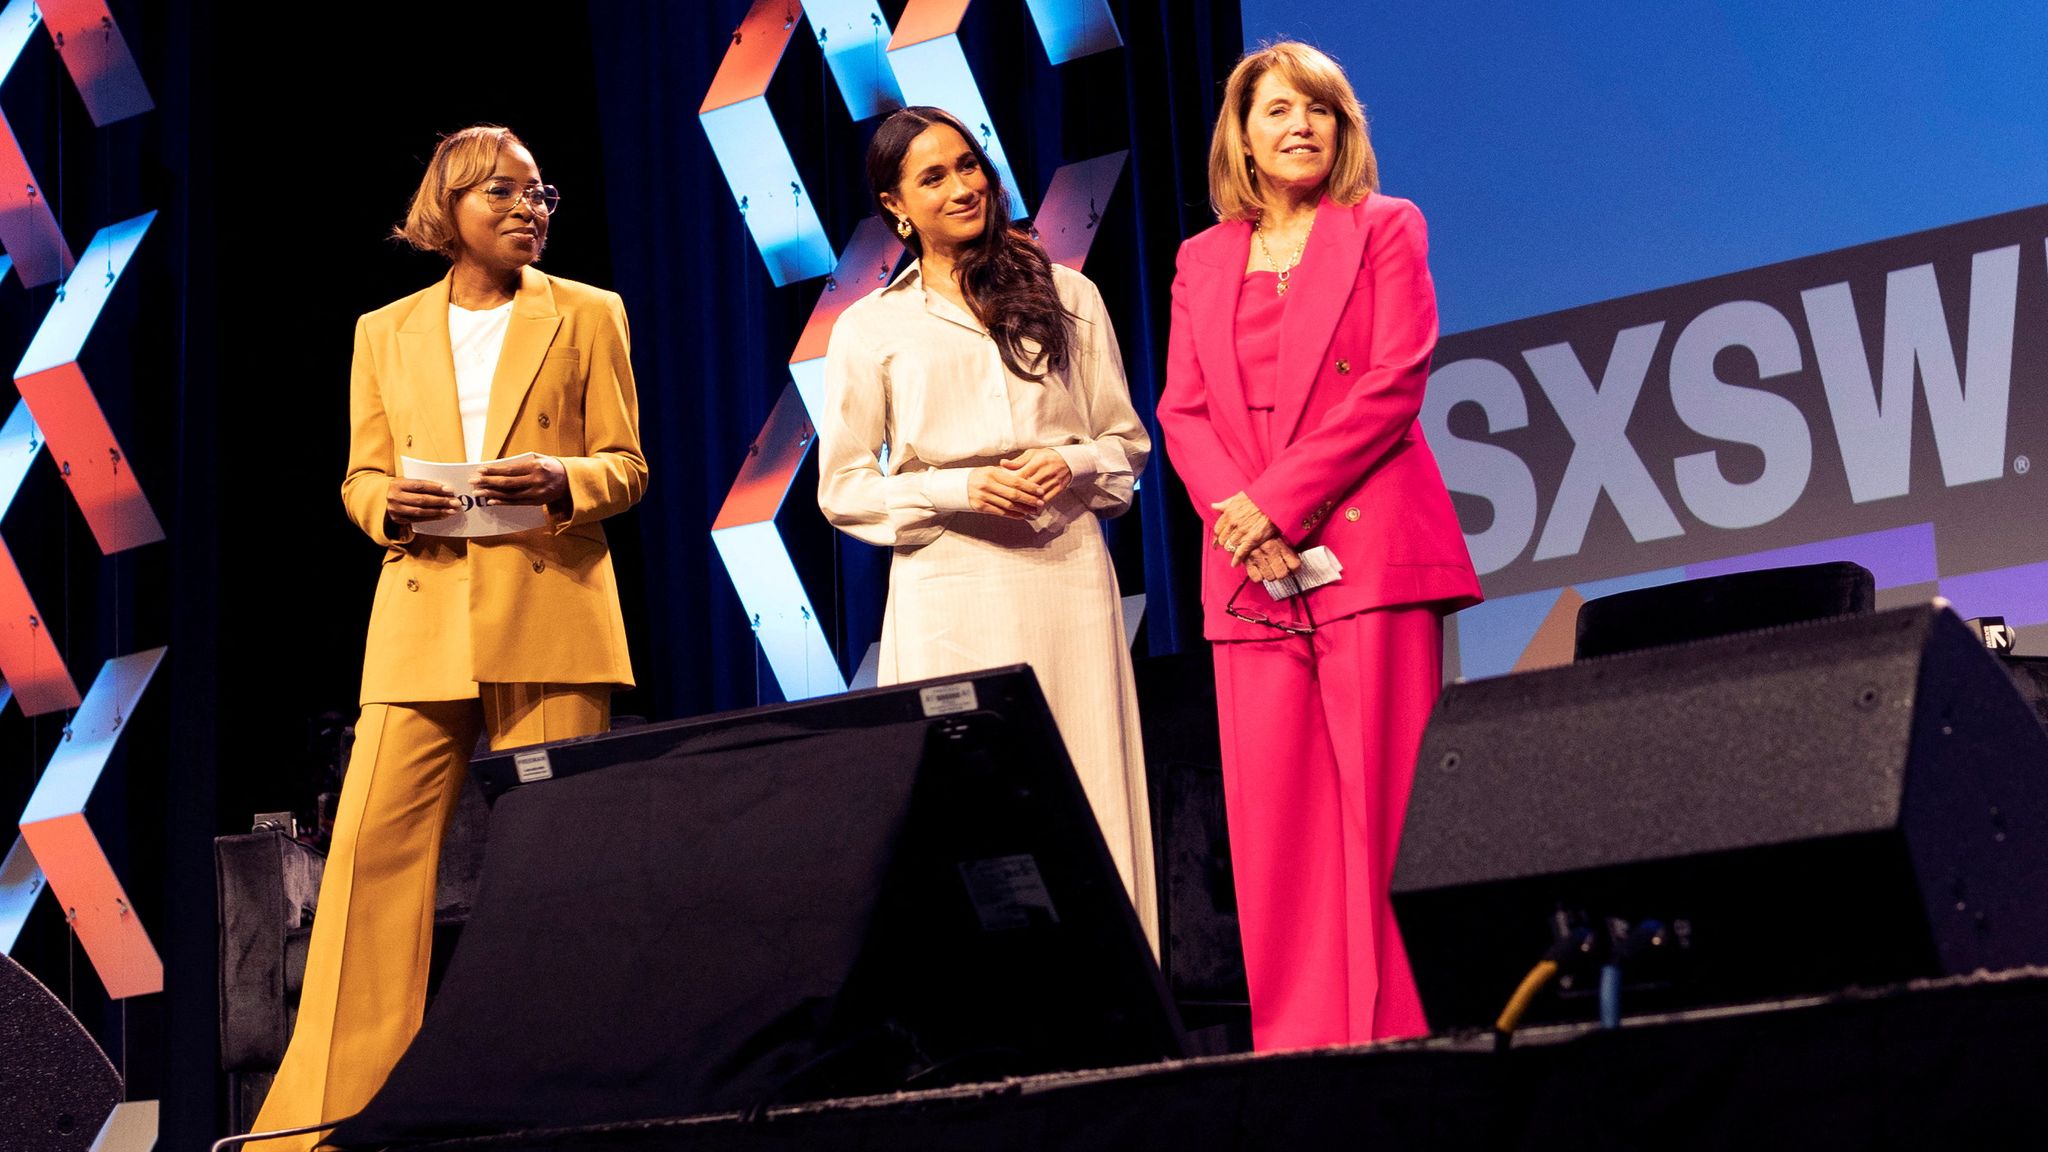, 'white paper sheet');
1263,545,1344,600
399,454,550,538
